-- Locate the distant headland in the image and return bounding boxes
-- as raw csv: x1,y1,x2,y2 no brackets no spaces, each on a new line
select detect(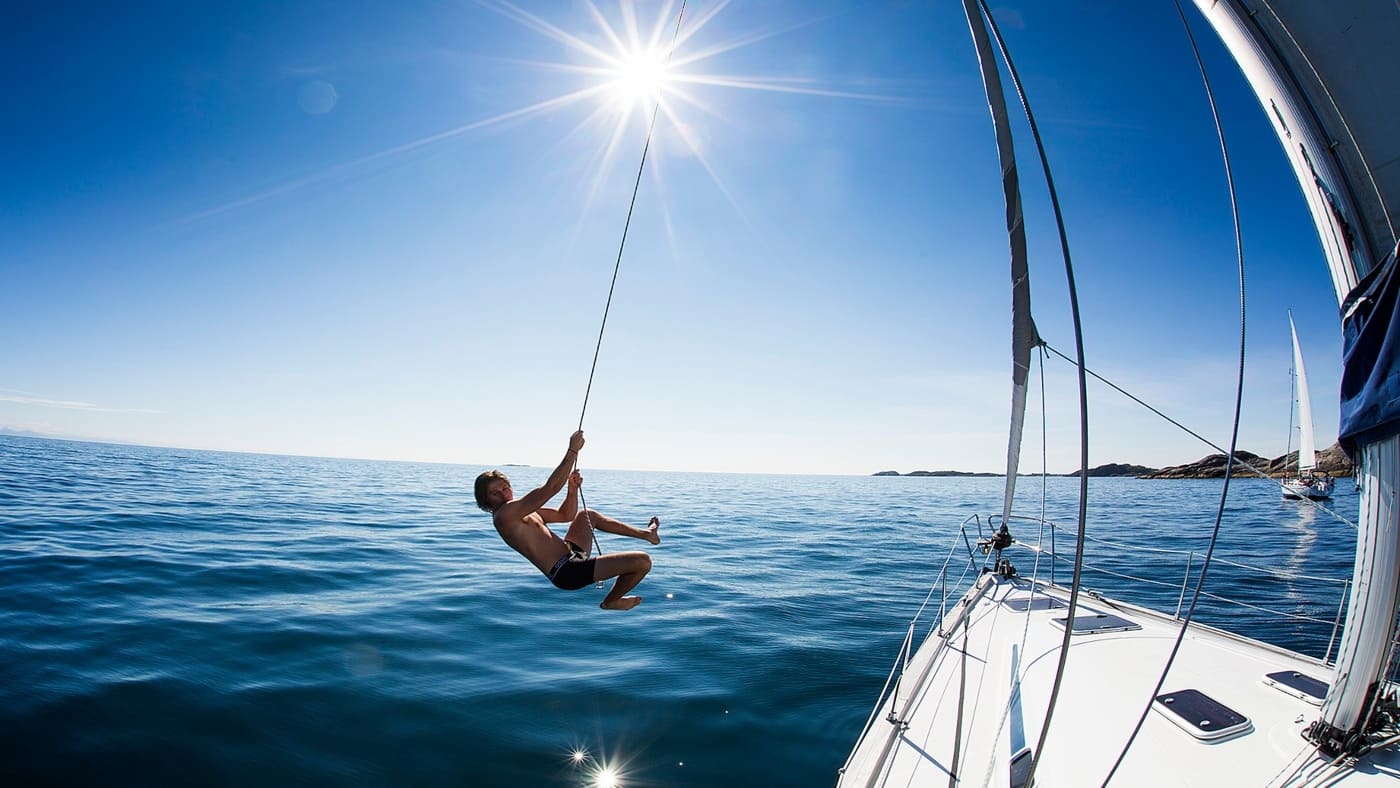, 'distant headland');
875,442,1355,479
874,469,1004,477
